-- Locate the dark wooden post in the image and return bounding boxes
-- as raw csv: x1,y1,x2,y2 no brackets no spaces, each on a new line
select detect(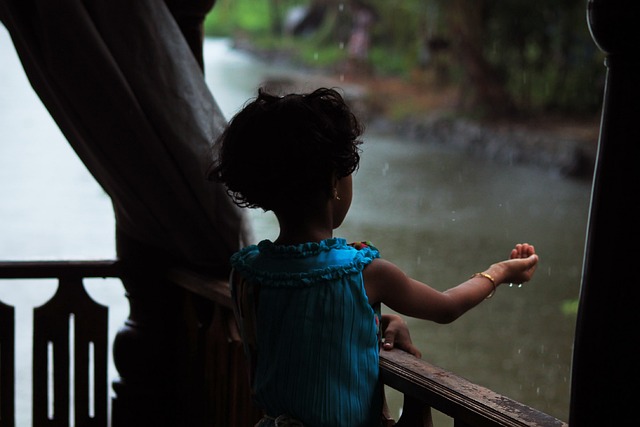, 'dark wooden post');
570,1,640,425
111,231,192,427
